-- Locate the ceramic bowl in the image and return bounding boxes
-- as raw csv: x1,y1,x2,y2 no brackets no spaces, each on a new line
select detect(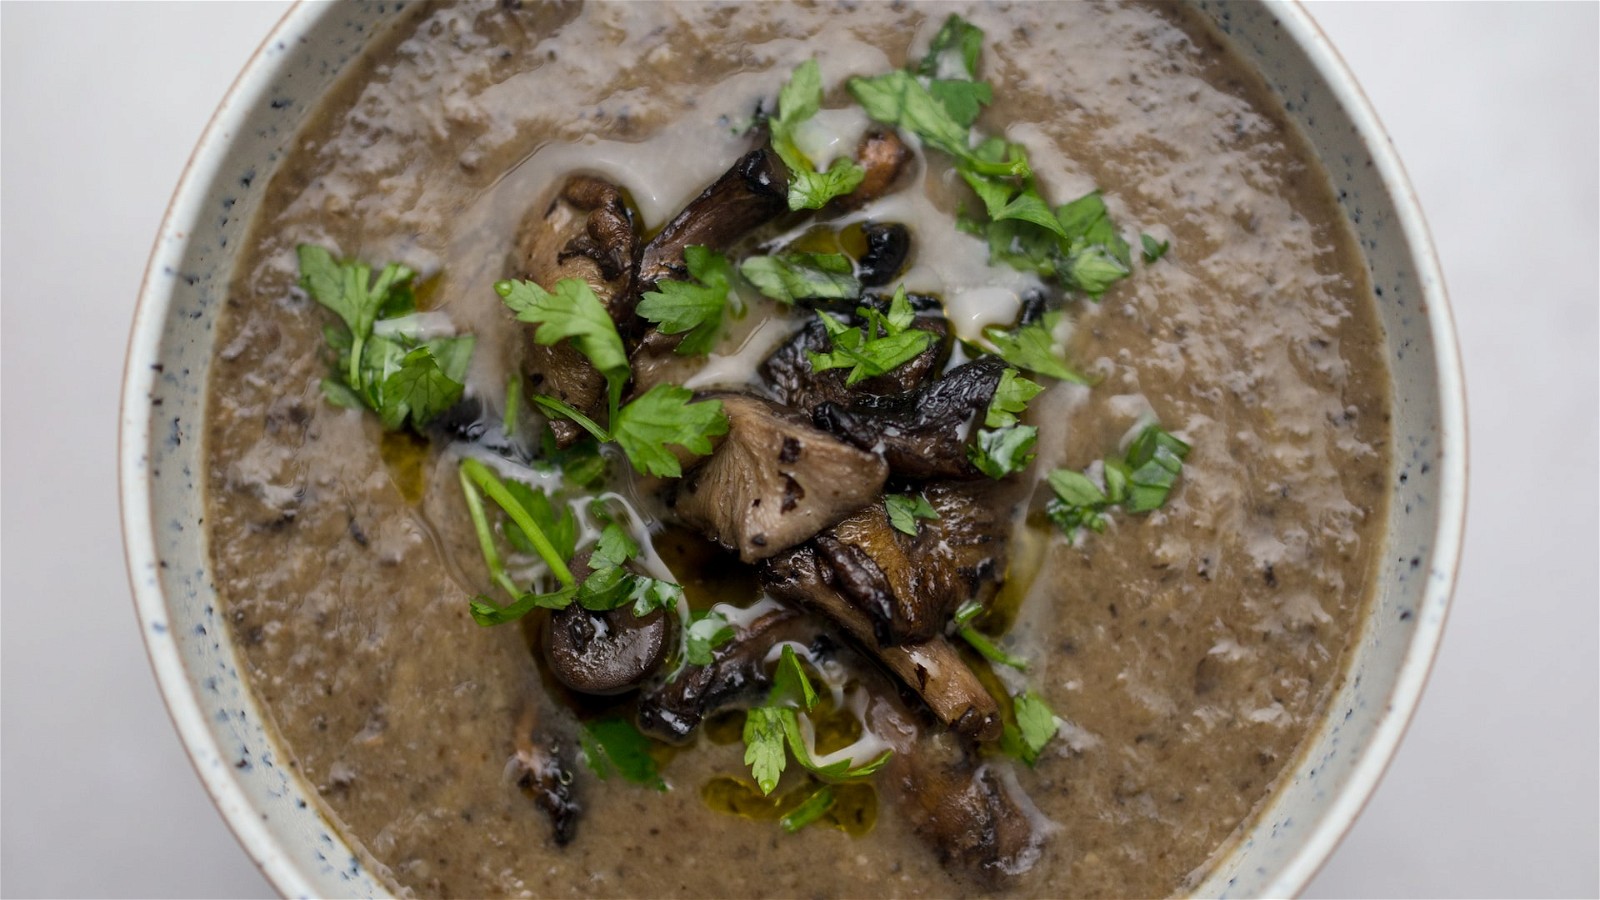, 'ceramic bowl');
120,2,1465,896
